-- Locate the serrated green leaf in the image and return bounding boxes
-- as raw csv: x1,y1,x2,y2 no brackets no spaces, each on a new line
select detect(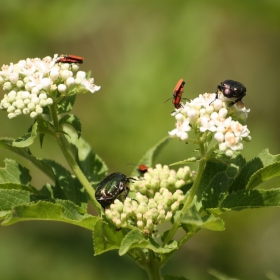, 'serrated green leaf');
2,200,98,230
229,157,263,192
130,136,171,177
220,189,280,211
119,229,177,256
0,182,38,193
0,139,55,181
0,189,32,211
163,275,190,280
201,215,225,231
246,162,280,190
59,114,82,138
43,159,88,209
93,219,125,255
257,149,280,166
202,172,233,209
0,158,31,185
12,122,38,148
64,126,108,185
229,150,280,192
169,156,200,166
181,205,225,231
57,95,76,114
197,161,228,201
